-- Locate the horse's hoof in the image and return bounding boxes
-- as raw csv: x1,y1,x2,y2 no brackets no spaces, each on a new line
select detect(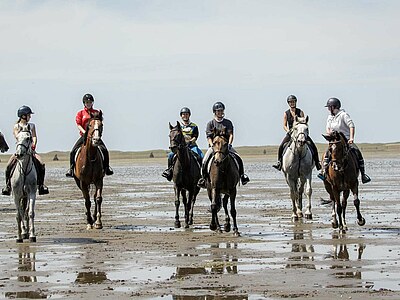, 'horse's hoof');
184,224,189,229
292,216,299,222
29,237,36,243
306,214,313,220
16,238,23,243
188,219,193,226
174,221,181,229
210,224,217,231
86,224,93,230
94,223,103,229
234,230,240,237
224,224,231,232
22,233,29,240
358,218,366,226
332,222,338,229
